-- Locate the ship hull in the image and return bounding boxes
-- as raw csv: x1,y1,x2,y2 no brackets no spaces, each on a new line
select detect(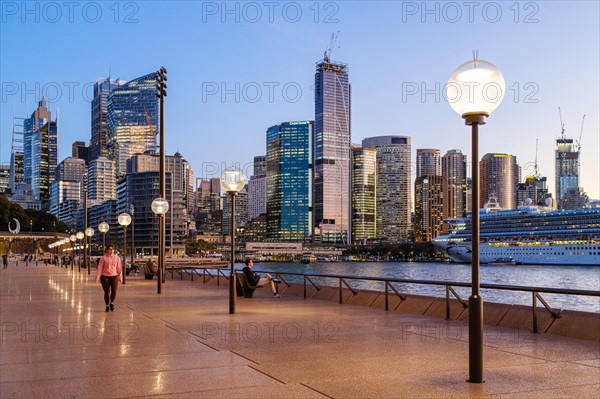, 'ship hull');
434,241,600,266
